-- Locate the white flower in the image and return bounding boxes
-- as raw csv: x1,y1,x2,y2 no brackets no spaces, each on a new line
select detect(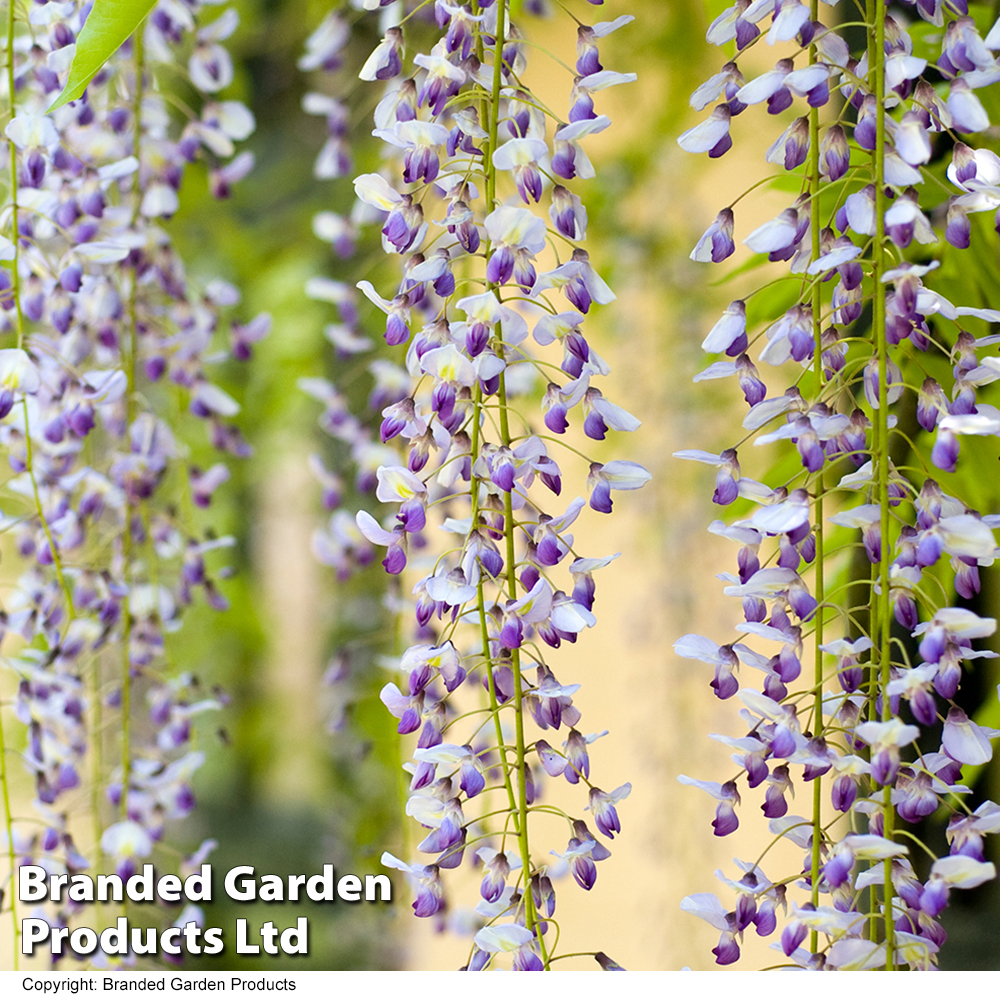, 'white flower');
677,106,731,154
929,855,996,889
855,717,920,749
101,821,153,860
4,115,59,151
483,206,547,253
474,923,534,954
0,350,41,394
375,466,426,504
744,209,797,253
